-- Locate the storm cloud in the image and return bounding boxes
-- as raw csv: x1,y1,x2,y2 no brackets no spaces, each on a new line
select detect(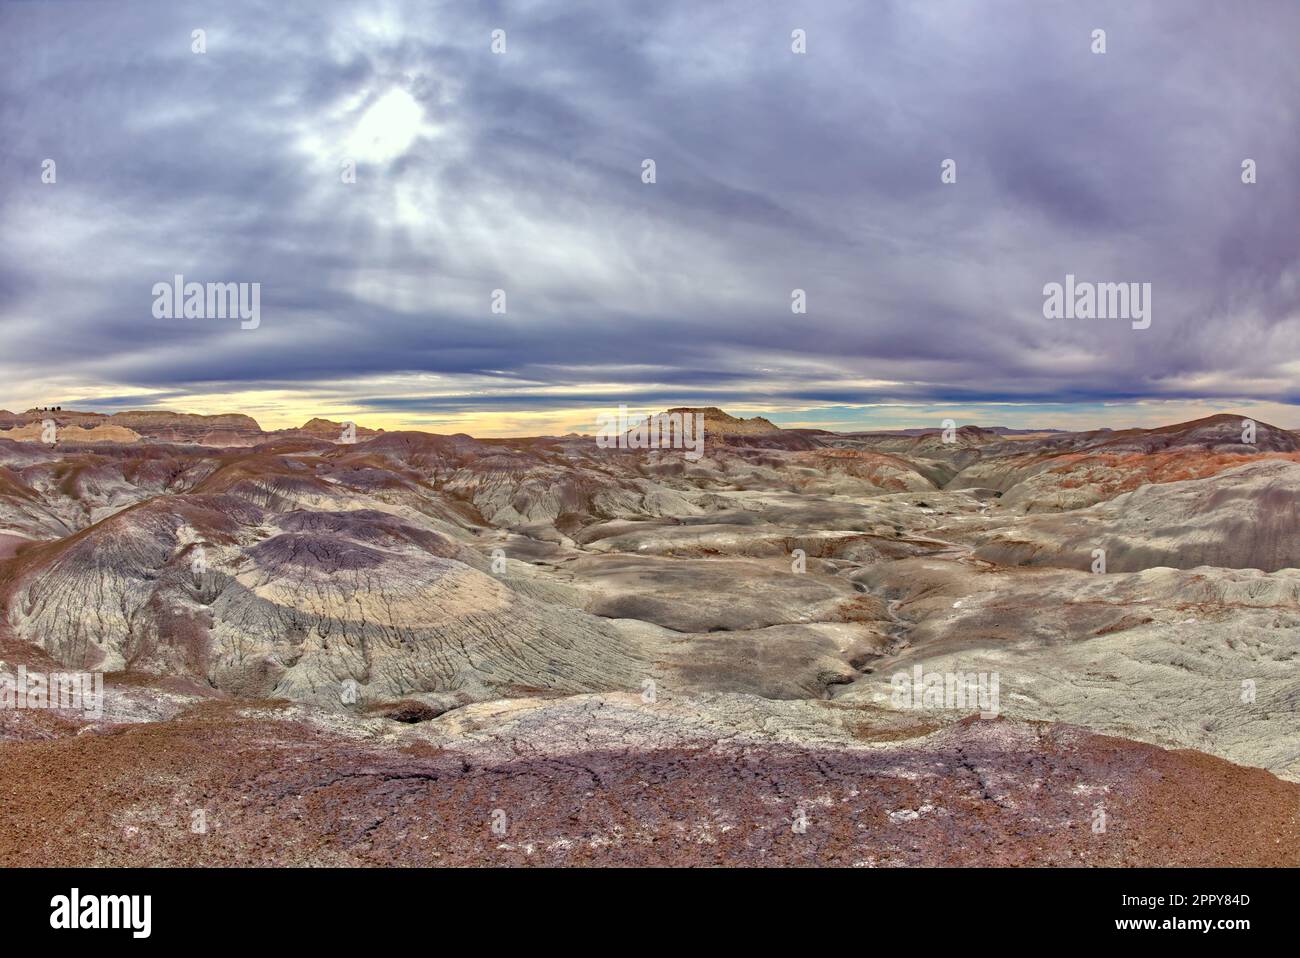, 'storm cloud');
1,0,1297,430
